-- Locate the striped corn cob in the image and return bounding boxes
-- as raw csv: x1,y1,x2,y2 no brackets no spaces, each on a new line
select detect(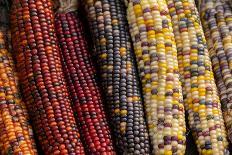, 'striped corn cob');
166,0,229,154
197,0,232,144
0,1,37,154
10,0,85,154
82,0,150,154
125,0,186,154
54,1,115,153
